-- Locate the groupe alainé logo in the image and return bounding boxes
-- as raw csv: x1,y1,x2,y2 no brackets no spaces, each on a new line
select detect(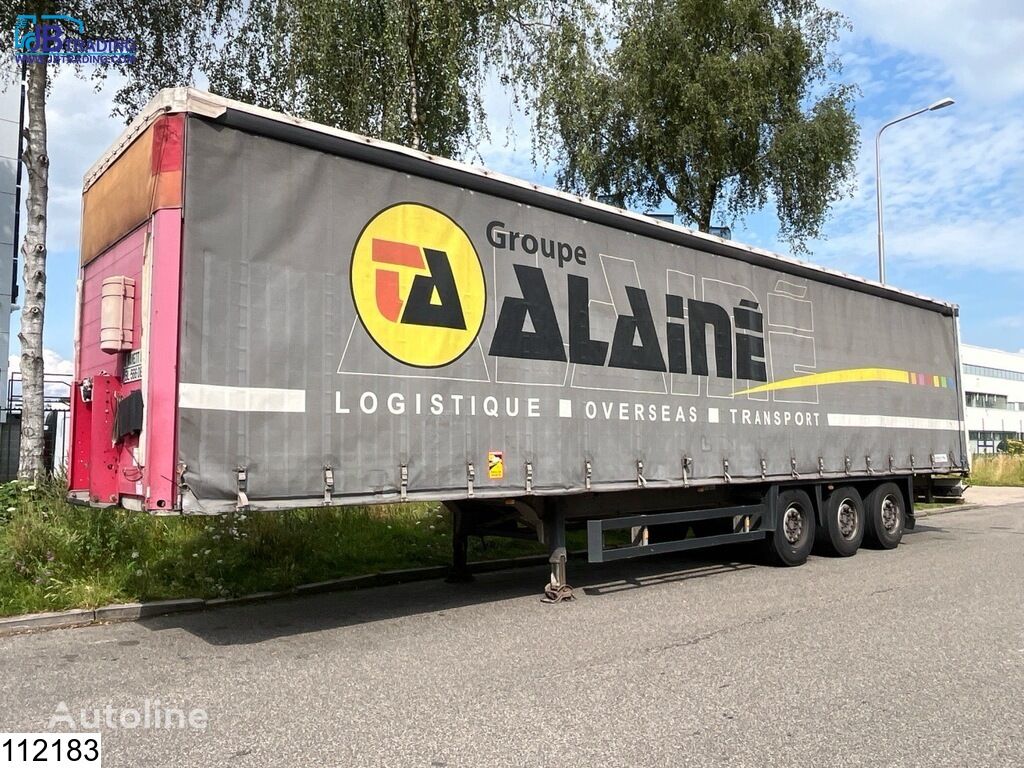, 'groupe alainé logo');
351,203,486,369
